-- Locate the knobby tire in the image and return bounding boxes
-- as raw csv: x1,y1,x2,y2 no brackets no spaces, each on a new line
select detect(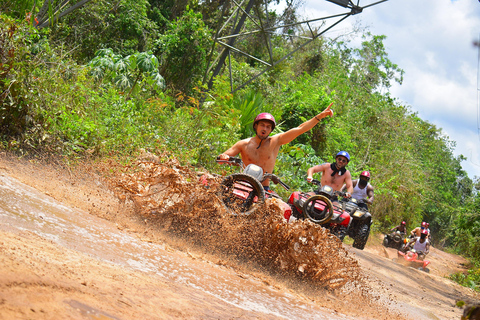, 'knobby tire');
302,195,334,224
218,173,266,216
